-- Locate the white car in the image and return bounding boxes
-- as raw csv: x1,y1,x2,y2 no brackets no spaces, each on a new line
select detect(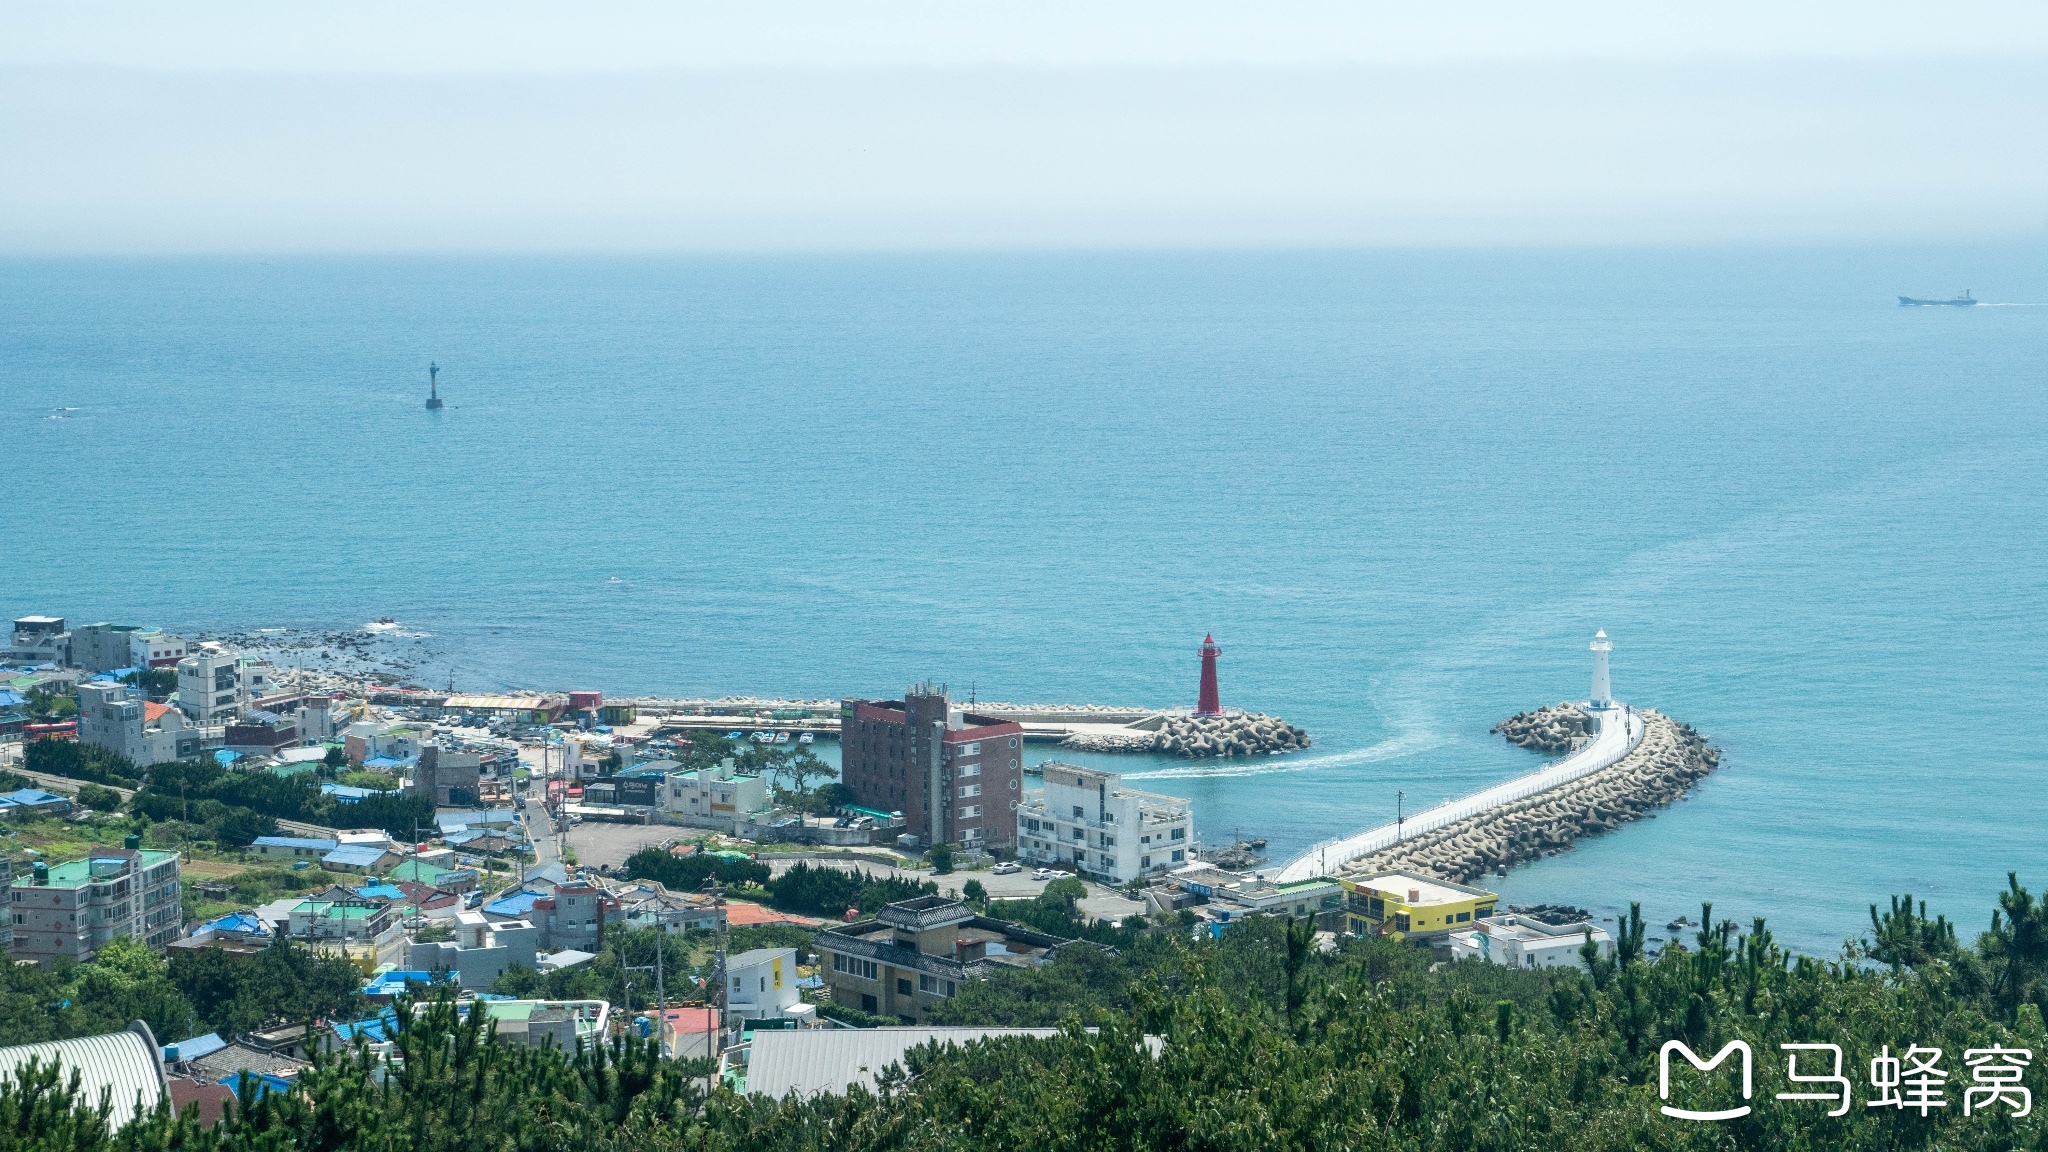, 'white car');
1029,868,1055,881
991,861,1022,875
